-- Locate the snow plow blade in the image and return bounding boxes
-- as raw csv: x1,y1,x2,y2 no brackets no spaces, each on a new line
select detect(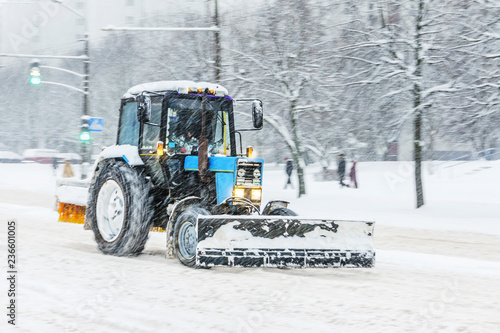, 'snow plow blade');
196,215,375,268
